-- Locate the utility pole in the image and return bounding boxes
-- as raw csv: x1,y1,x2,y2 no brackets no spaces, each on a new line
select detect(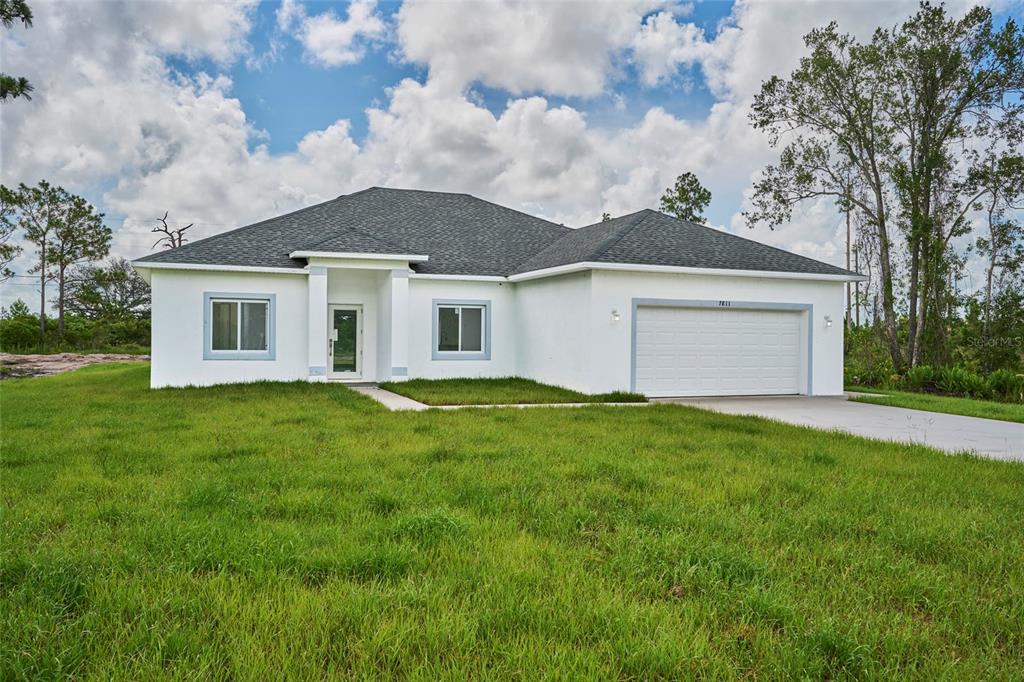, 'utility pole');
845,177,852,330
854,242,861,327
